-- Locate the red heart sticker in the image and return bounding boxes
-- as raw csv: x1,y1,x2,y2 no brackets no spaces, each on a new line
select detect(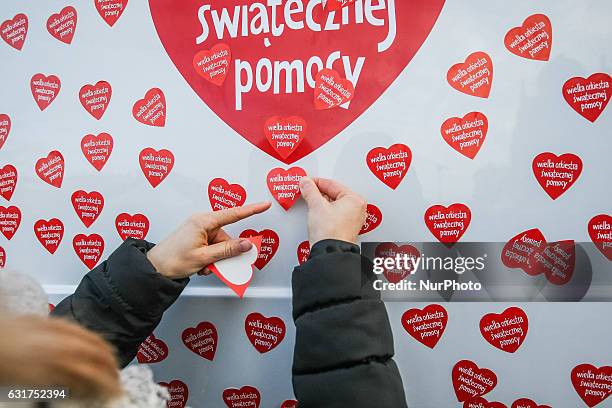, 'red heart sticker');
115,213,149,241
511,398,551,408
501,228,547,275
46,6,77,45
562,73,611,122
34,218,64,254
240,229,280,270
1,13,28,51
208,178,247,211
464,398,507,408
532,152,582,199
159,380,189,408
266,167,306,210
71,190,104,228
133,88,166,127
264,116,307,161
479,306,528,353
81,133,113,171
326,0,356,11
447,52,493,98
0,113,10,151
48,303,55,313
148,0,445,163
30,74,61,111
424,203,471,245
0,246,5,268
139,148,174,188
281,400,298,408
401,304,448,349
528,240,575,285
244,312,286,354
72,233,104,269
504,14,552,61
314,68,355,110
571,364,612,407
452,360,497,402
136,333,168,364
35,150,65,188
0,164,17,201
94,0,128,27
0,206,21,240
366,144,412,189
376,242,419,283
193,43,232,86
223,386,260,408
440,112,488,159
588,214,612,261
359,203,383,235
296,240,310,265
181,321,218,361
79,81,112,120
